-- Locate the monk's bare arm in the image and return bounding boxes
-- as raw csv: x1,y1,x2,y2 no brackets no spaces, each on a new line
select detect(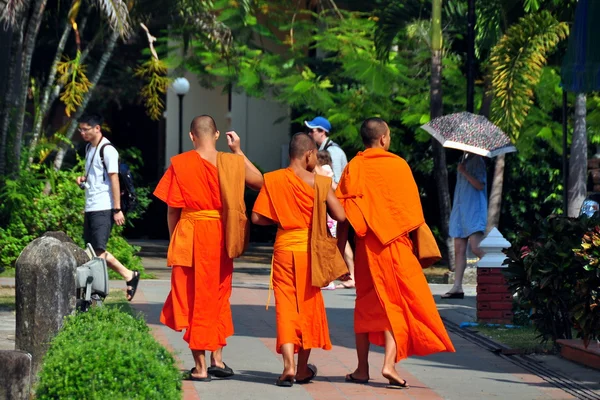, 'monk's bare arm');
240,154,264,191
326,187,346,222
336,221,349,255
251,211,275,226
226,130,263,191
167,207,182,238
